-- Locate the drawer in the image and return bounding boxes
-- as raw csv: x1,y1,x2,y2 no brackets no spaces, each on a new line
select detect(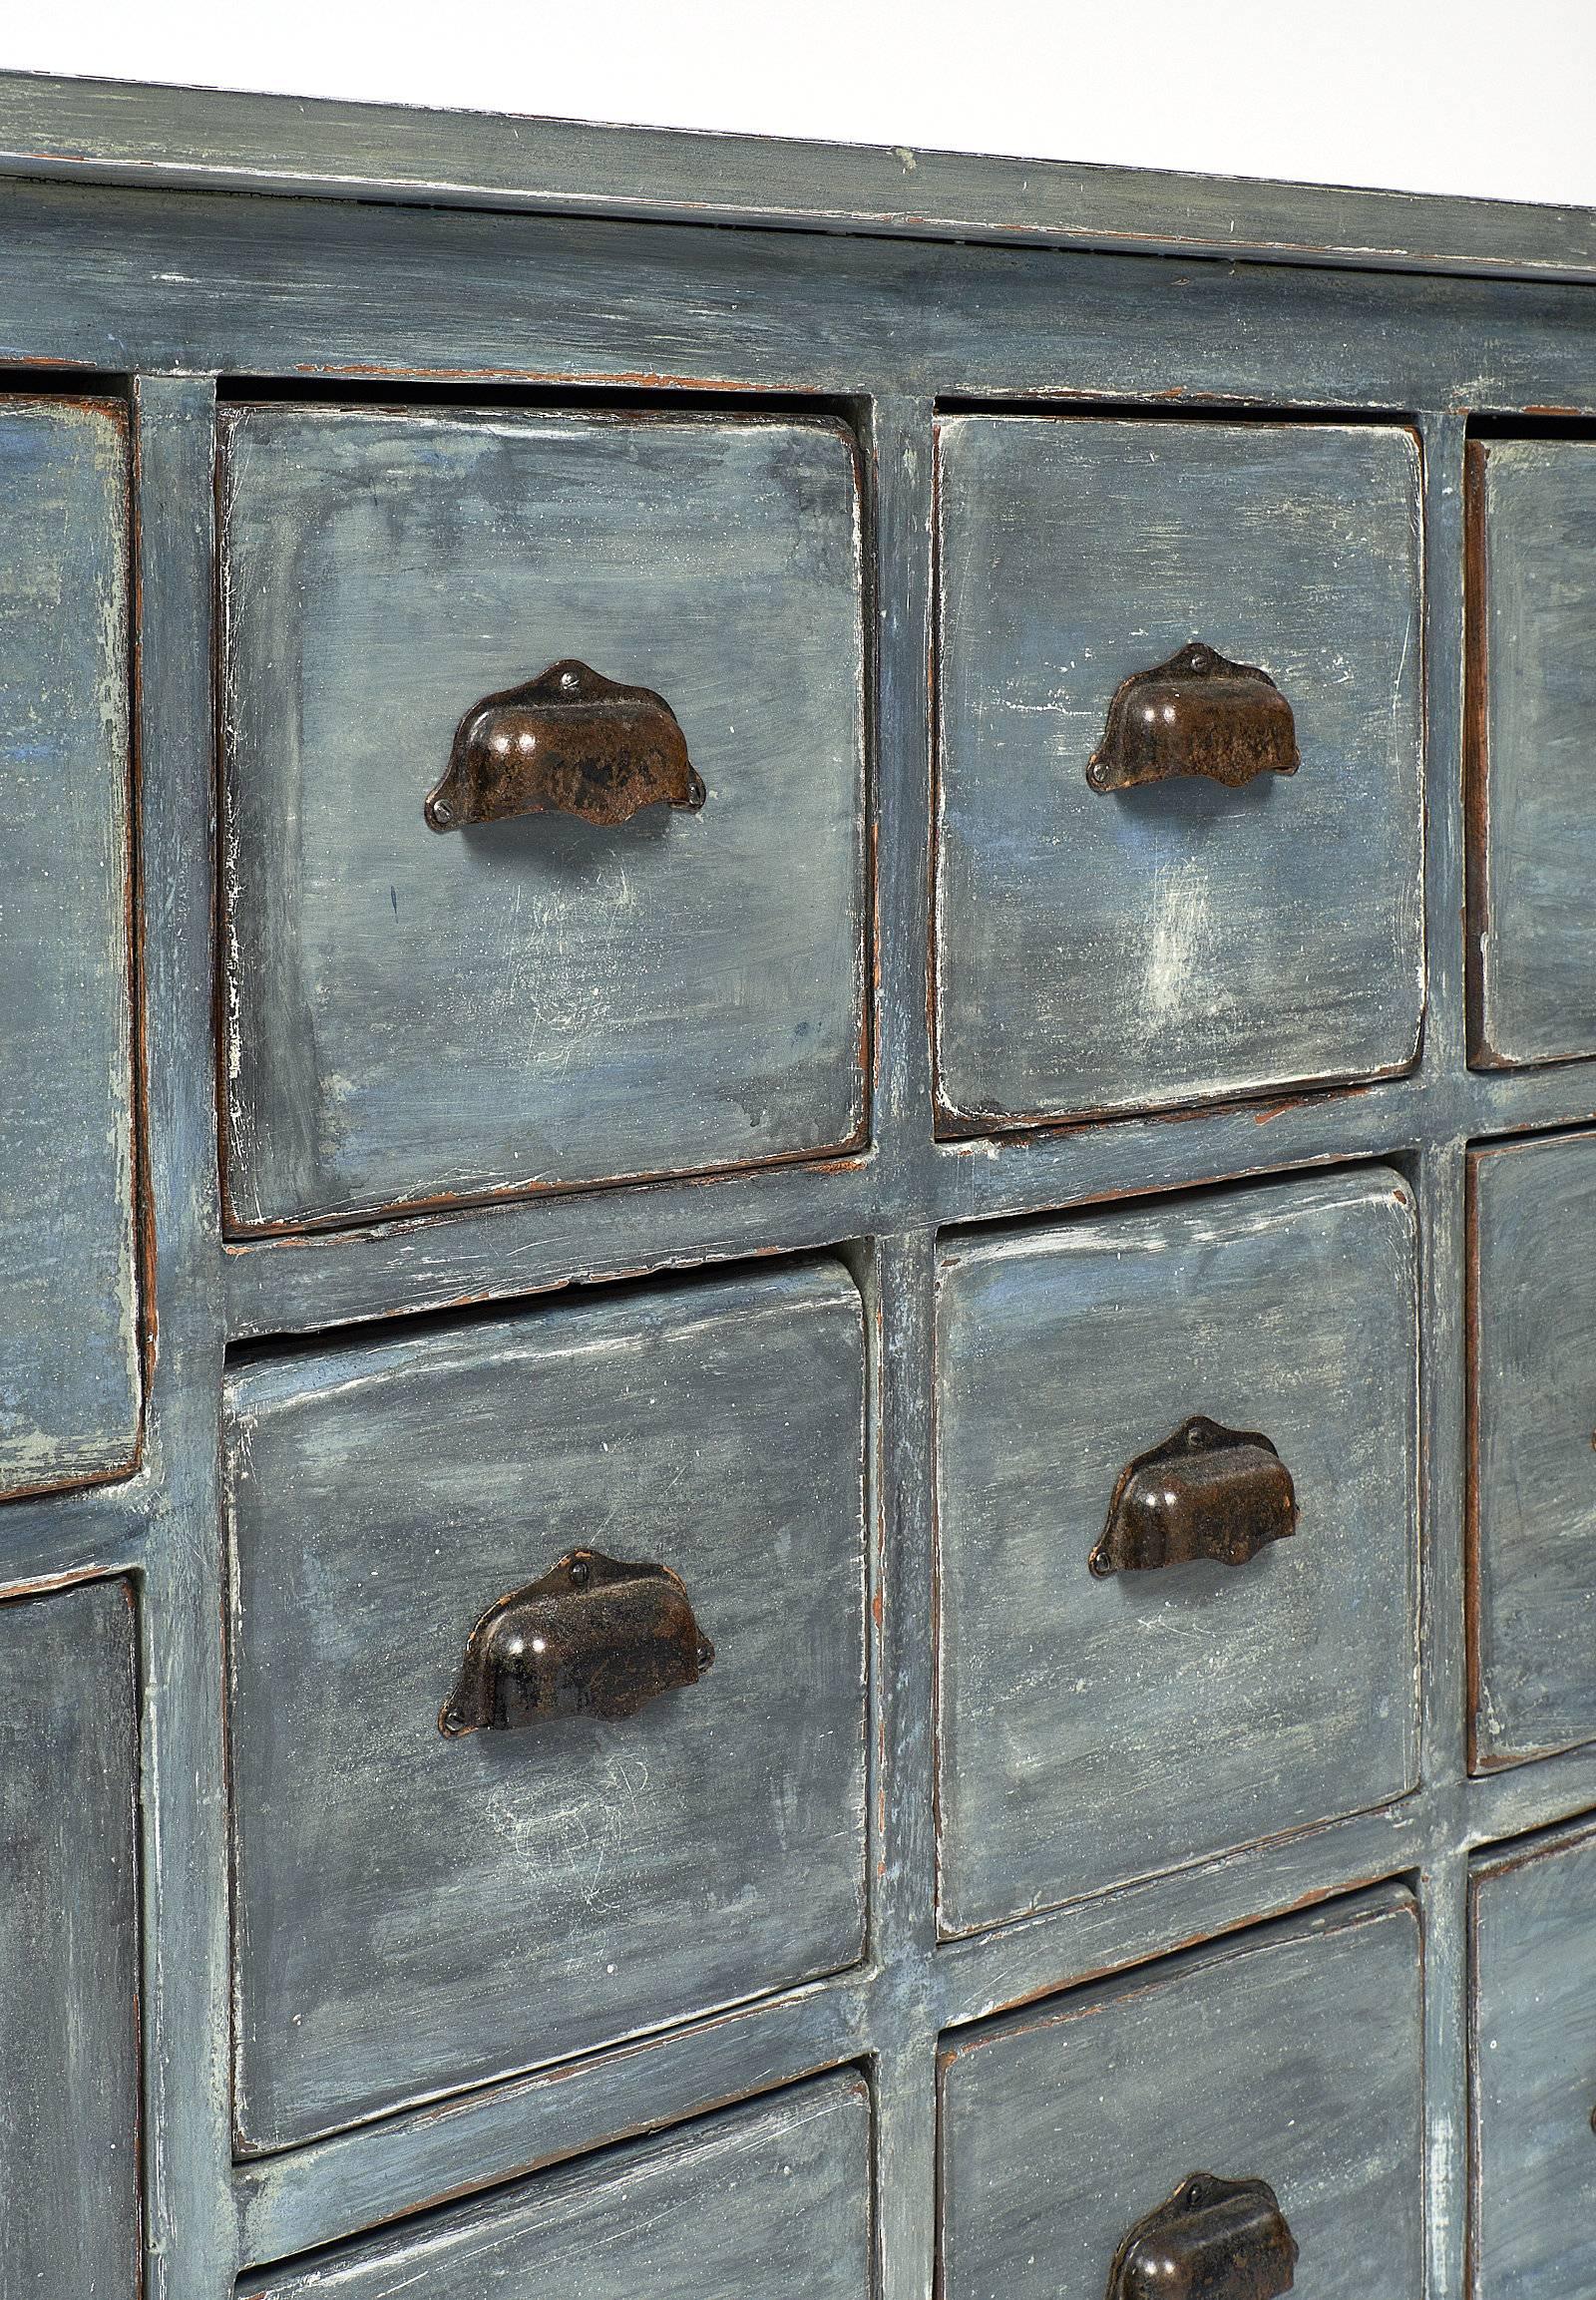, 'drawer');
940,1886,1424,2300
1468,1130,1596,1765
1467,437,1596,1066
226,1262,869,2150
0,1579,141,2290
219,404,868,1231
246,2071,871,2300
936,1167,1418,1935
1,398,139,1501
1471,1820,1596,2300
935,414,1424,1129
